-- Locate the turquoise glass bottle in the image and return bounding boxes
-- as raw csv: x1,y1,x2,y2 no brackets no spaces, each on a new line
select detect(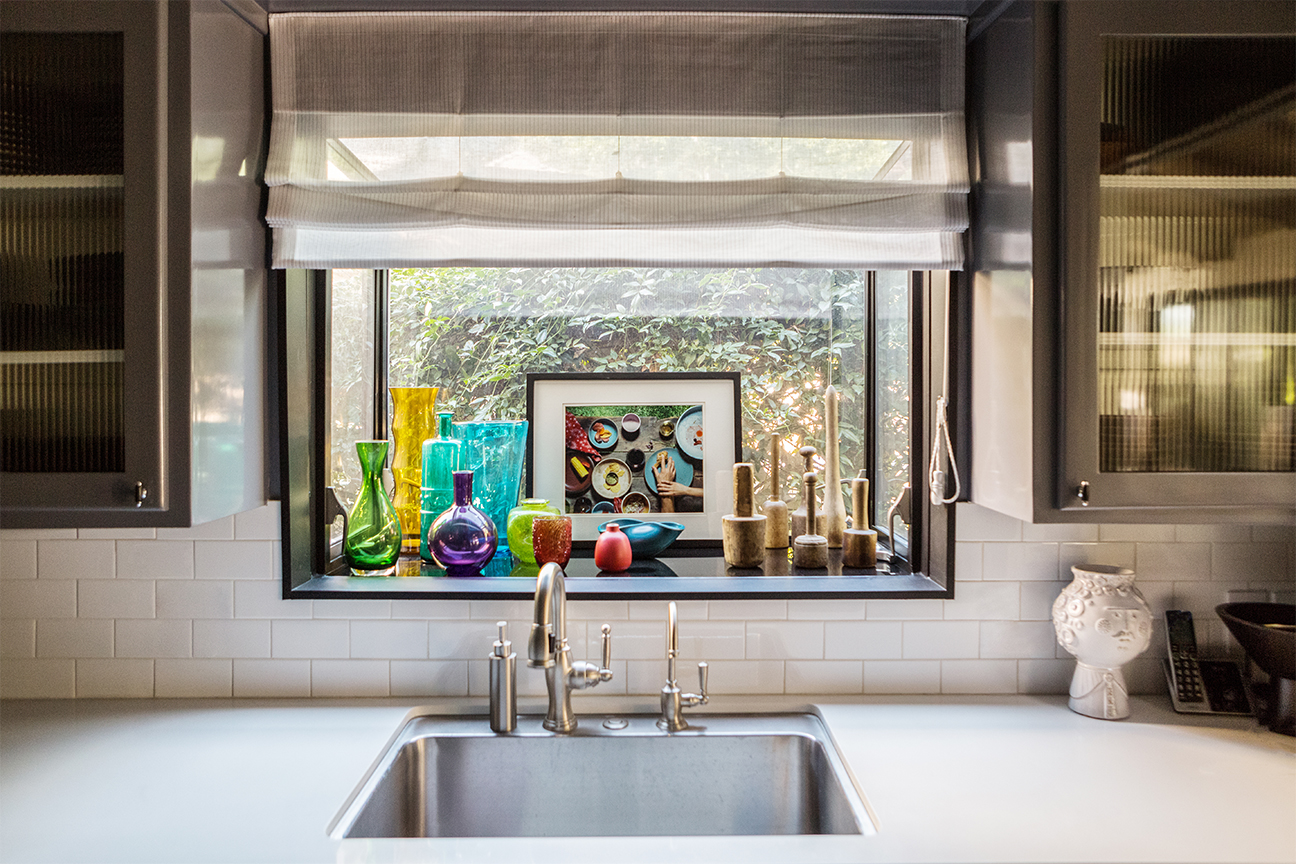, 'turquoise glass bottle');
344,440,401,575
454,420,528,557
420,412,461,562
